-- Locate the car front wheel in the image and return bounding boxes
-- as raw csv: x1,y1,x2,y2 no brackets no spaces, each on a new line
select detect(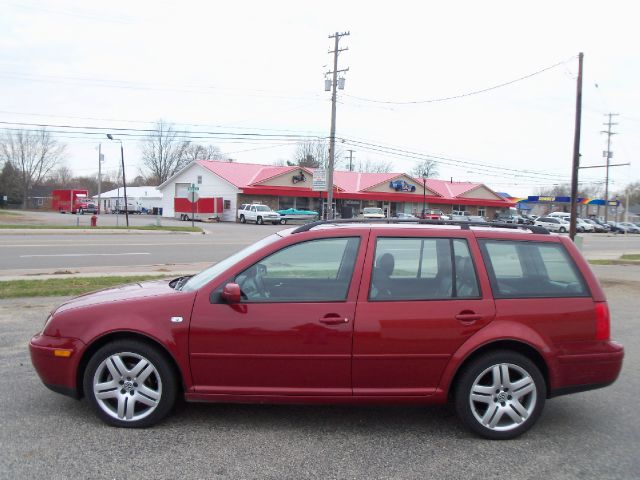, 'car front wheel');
256,216,264,225
455,350,545,440
239,215,246,223
83,340,177,428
